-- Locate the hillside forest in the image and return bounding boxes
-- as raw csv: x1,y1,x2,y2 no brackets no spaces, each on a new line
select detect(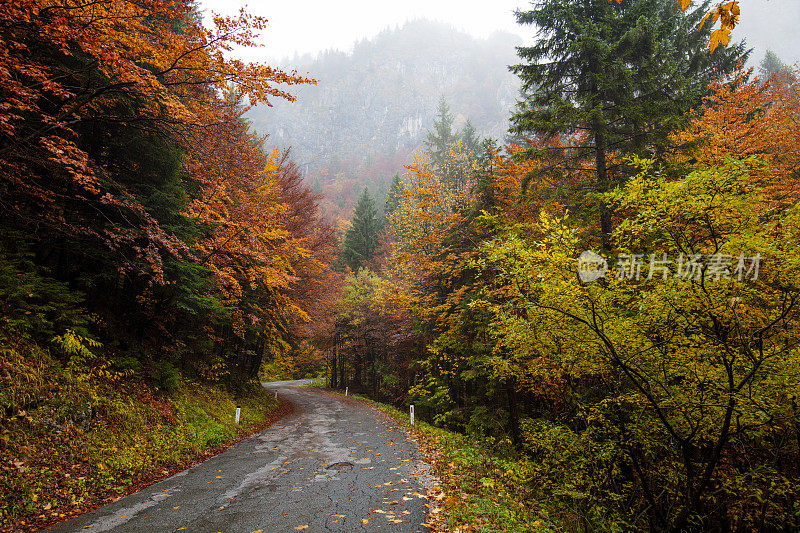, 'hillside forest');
2,0,800,531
